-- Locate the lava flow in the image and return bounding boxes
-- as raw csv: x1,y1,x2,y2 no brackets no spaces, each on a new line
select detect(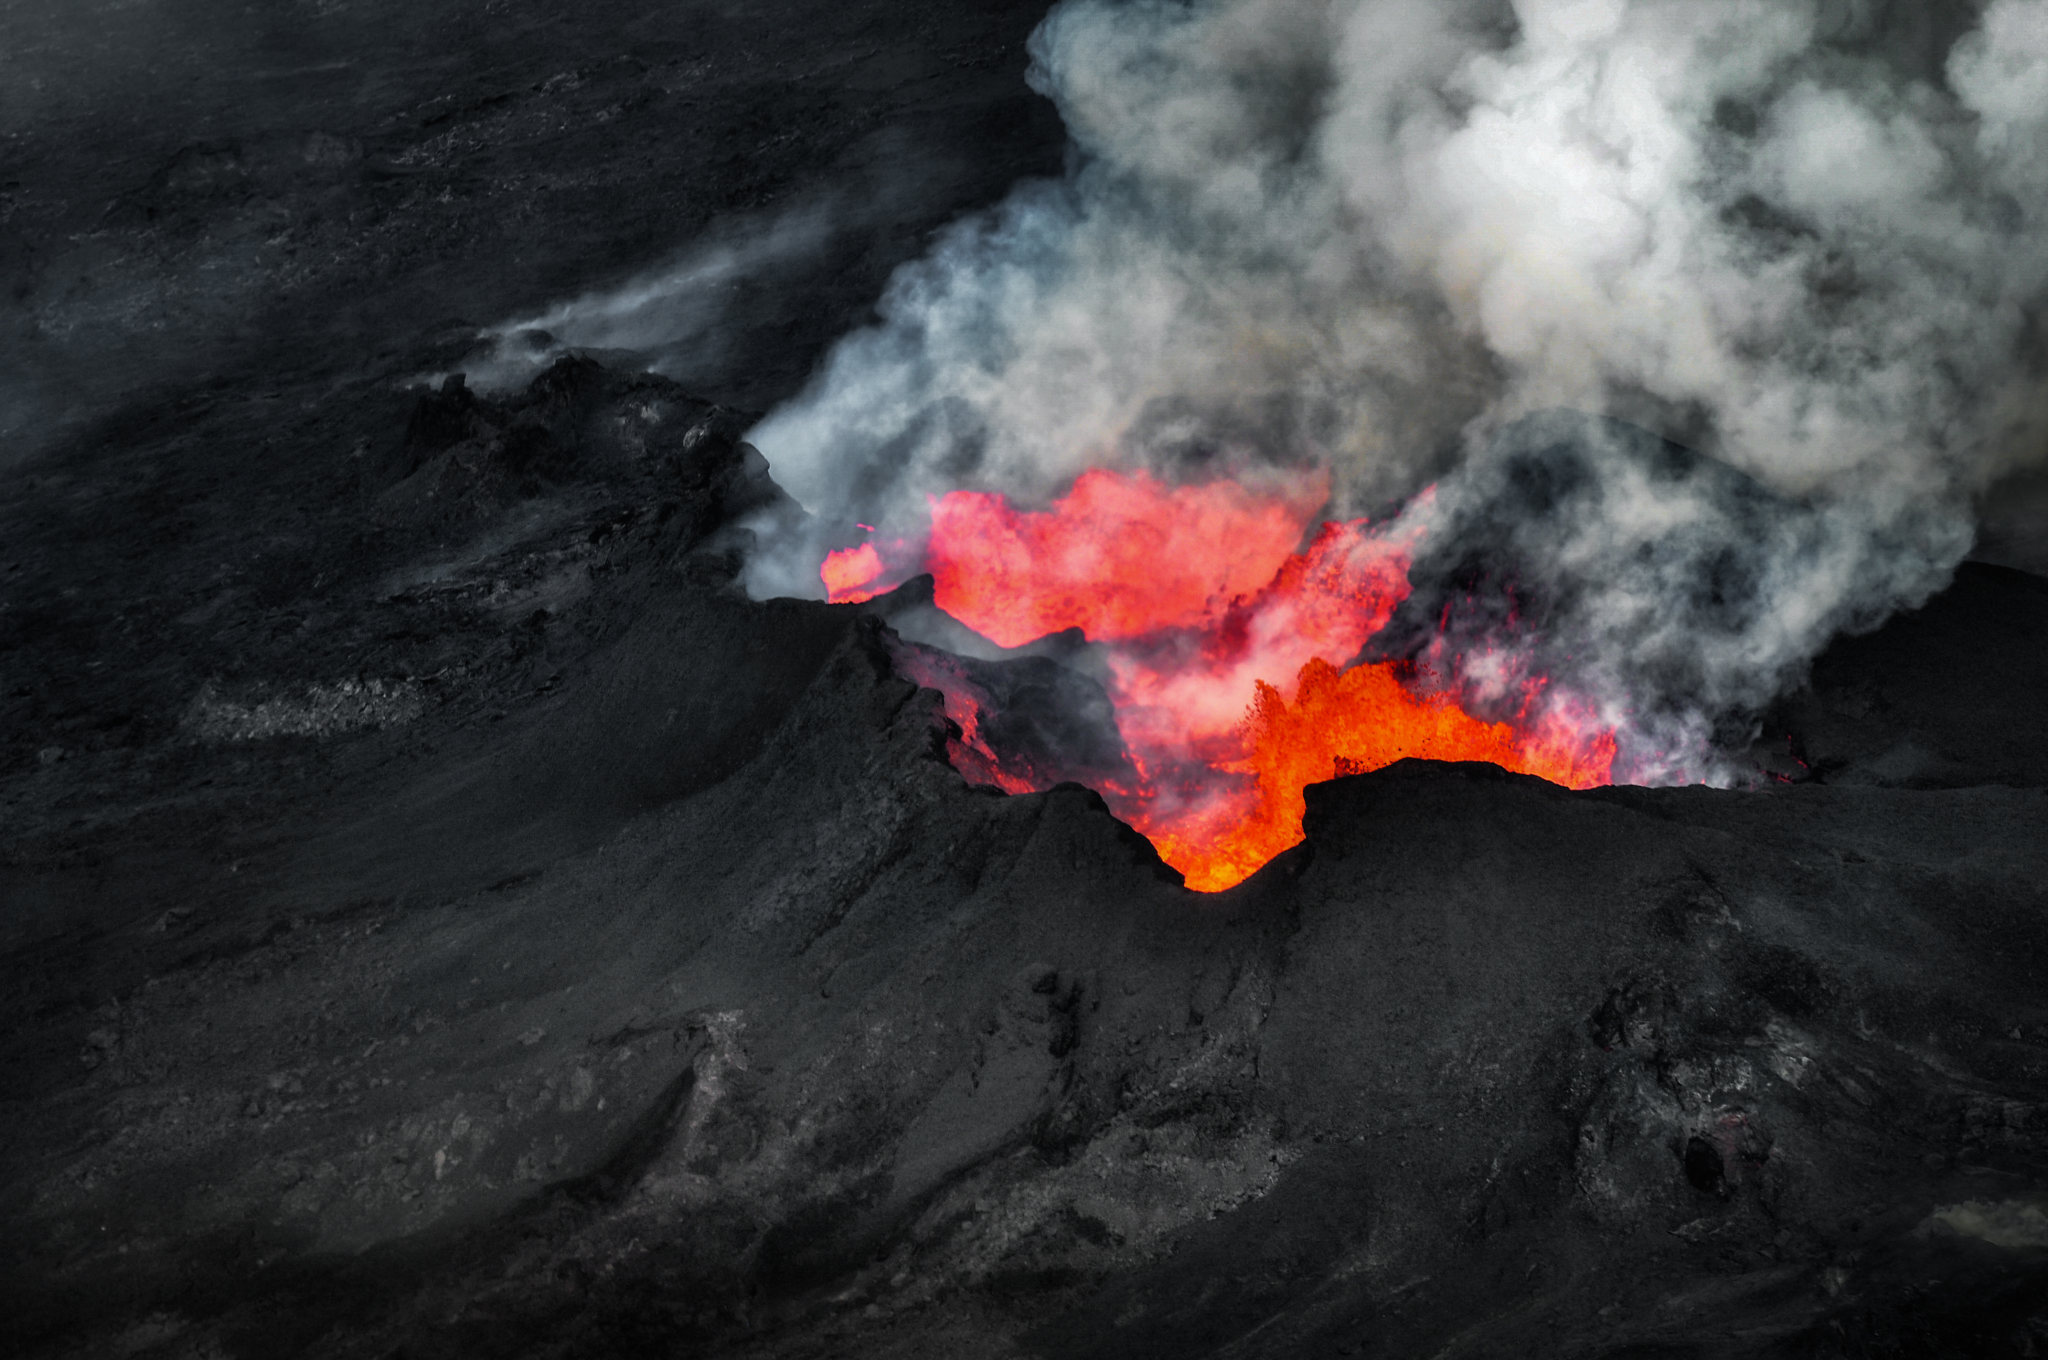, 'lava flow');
824,468,1618,891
